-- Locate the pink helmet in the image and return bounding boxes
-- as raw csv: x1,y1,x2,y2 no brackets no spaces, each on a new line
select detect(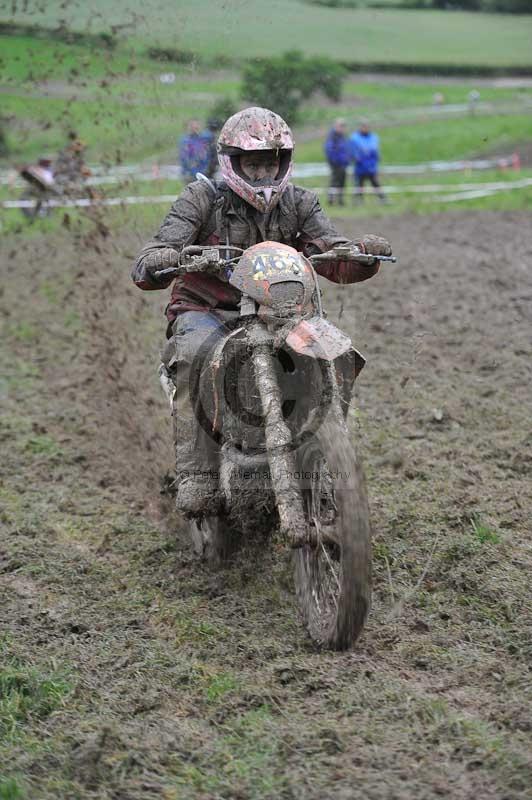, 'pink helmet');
217,107,294,213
